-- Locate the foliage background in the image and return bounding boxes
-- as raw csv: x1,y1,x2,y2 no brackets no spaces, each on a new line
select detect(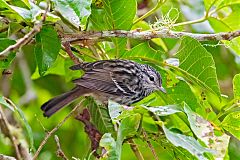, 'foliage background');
1,0,240,160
